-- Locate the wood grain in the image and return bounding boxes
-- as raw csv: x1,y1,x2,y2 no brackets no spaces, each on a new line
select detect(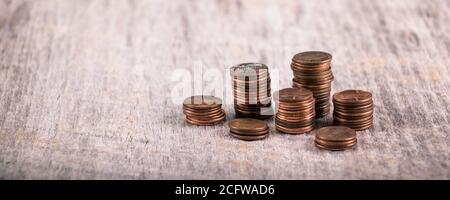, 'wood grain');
0,0,449,179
